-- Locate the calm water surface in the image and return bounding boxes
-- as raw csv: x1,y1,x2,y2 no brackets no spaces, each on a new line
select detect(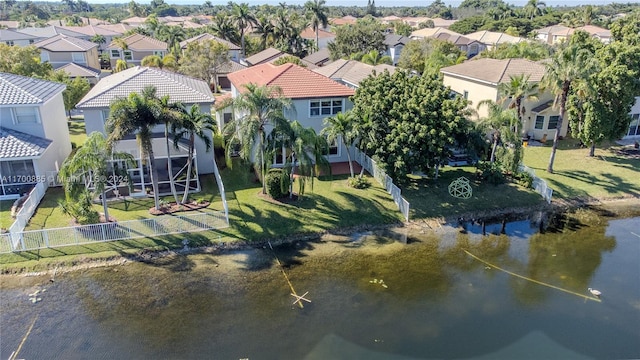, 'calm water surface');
1,211,639,360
